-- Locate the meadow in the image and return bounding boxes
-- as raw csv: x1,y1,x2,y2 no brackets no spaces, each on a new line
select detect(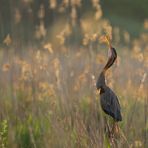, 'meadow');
0,0,148,148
